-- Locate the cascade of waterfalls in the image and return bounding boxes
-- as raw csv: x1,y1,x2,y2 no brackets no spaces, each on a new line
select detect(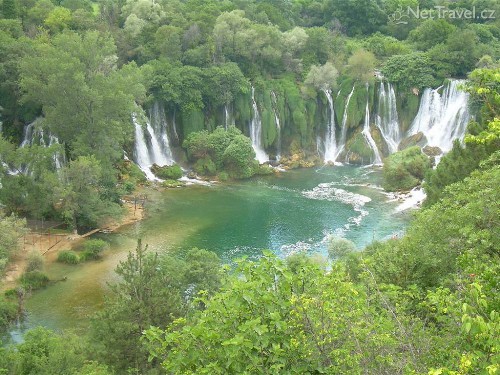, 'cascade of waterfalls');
362,85,383,165
19,118,64,170
375,81,401,153
336,86,355,160
408,80,470,153
133,102,175,180
149,101,174,164
271,91,282,161
323,89,337,163
250,86,269,163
